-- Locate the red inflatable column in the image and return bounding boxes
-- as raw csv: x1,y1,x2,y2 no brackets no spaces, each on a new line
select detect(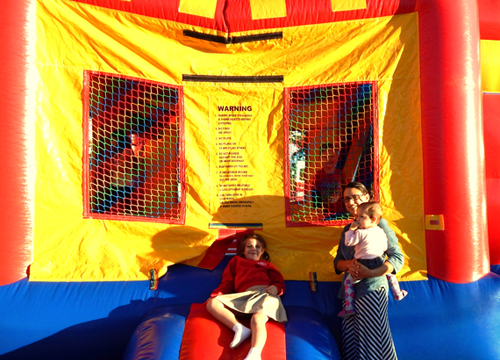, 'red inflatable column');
417,0,489,282
0,0,34,284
